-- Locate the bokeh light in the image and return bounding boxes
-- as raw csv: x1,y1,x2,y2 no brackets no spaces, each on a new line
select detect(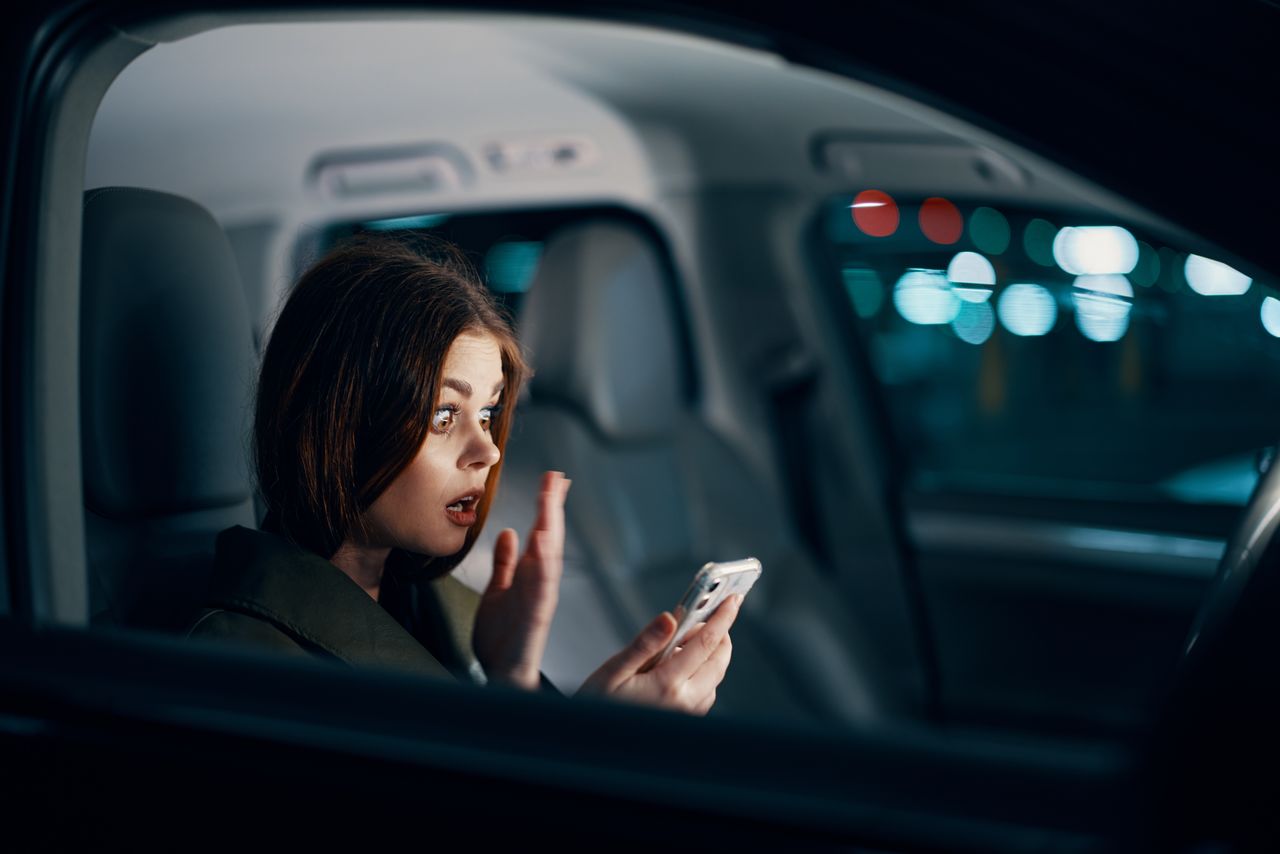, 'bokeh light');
894,268,958,325
1262,296,1280,338
952,300,995,345
969,206,1011,255
1052,226,1139,275
1023,218,1057,266
843,266,884,318
946,251,996,302
1072,274,1133,342
852,189,900,238
997,283,1057,336
919,197,963,245
485,241,542,293
1131,241,1160,287
1184,254,1252,296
